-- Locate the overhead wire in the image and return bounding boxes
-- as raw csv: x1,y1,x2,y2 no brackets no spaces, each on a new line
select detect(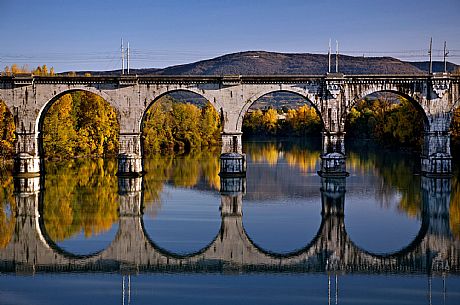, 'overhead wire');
1,48,459,70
